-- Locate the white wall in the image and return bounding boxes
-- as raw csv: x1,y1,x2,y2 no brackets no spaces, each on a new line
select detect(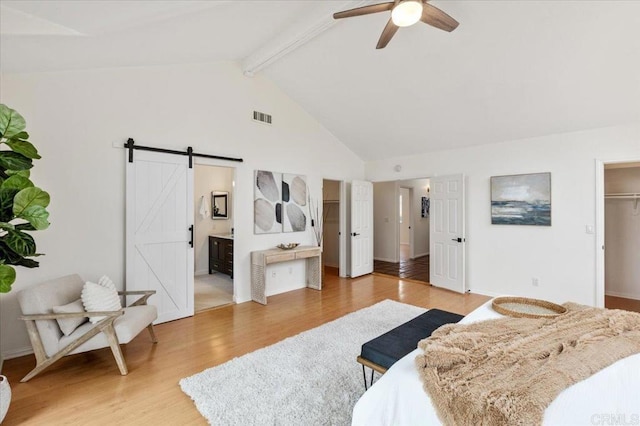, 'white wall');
399,188,410,245
194,165,234,276
366,124,640,305
604,167,640,300
373,181,398,262
0,61,364,358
